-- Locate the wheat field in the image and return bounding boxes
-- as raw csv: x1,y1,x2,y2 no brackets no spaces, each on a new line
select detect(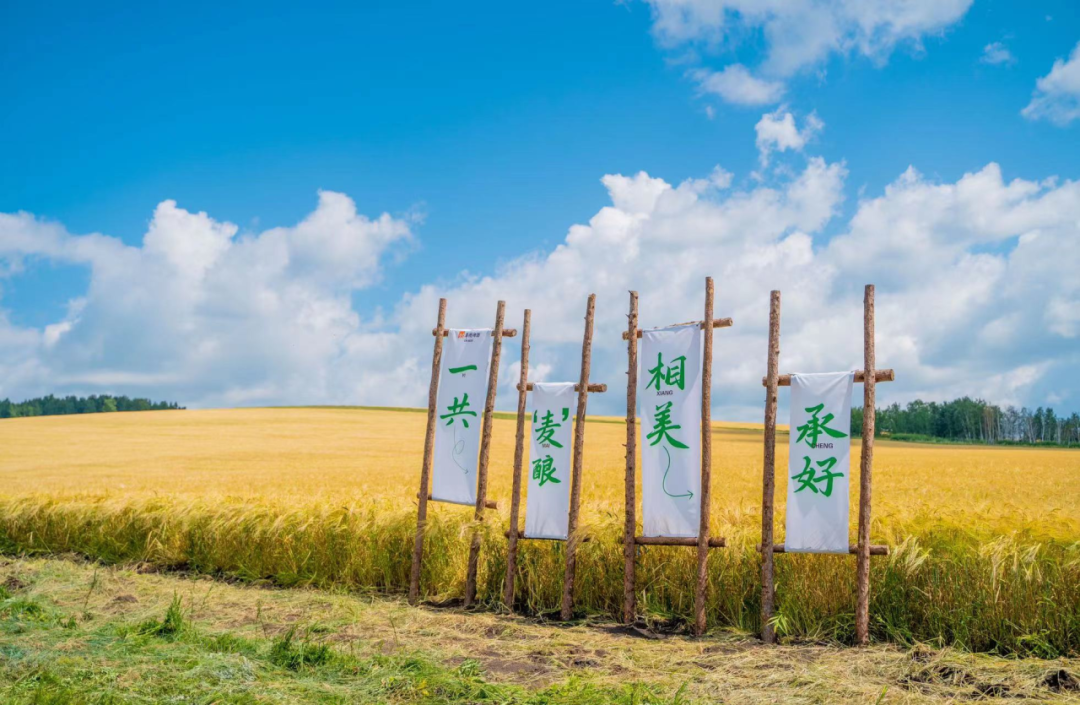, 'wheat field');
1,407,1077,654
